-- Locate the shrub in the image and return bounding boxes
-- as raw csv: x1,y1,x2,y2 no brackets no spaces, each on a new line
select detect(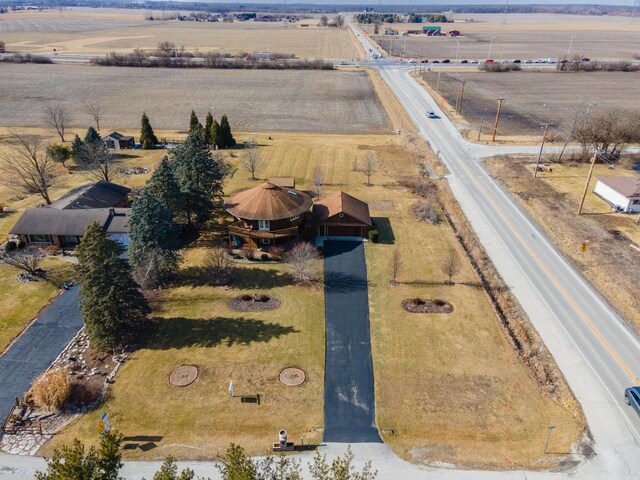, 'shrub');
261,253,269,261
285,242,320,285
28,368,71,412
4,241,17,253
17,240,26,249
44,244,62,256
268,245,284,260
204,248,234,286
411,200,441,224
368,230,380,243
